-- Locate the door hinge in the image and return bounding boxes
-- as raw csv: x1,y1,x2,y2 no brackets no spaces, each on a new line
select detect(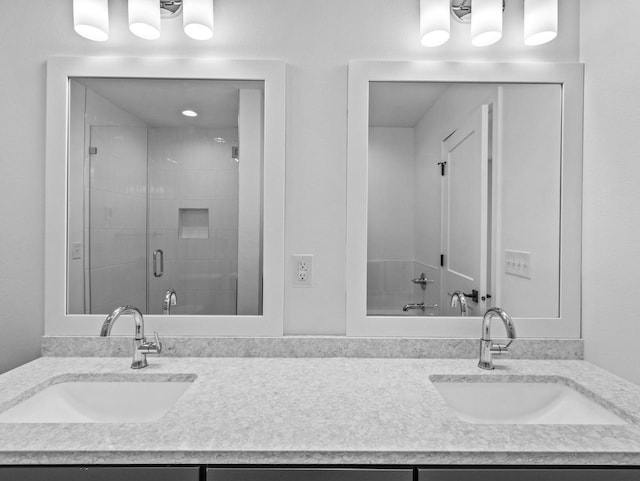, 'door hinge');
89,146,97,155
440,254,445,267
437,161,446,176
